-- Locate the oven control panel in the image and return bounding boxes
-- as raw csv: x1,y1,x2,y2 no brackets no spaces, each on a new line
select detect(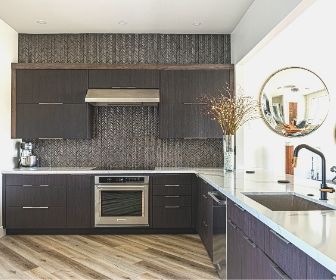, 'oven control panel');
95,176,149,185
